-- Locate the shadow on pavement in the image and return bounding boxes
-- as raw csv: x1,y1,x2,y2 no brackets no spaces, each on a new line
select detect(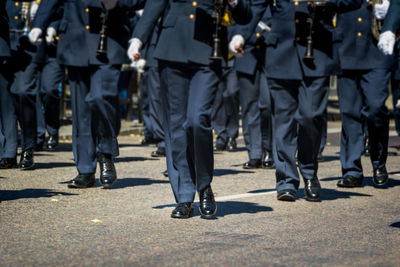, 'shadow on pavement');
0,189,78,202
297,188,372,201
32,162,76,169
247,189,276,194
389,222,400,228
214,169,255,176
102,177,169,189
115,157,158,163
319,155,340,162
